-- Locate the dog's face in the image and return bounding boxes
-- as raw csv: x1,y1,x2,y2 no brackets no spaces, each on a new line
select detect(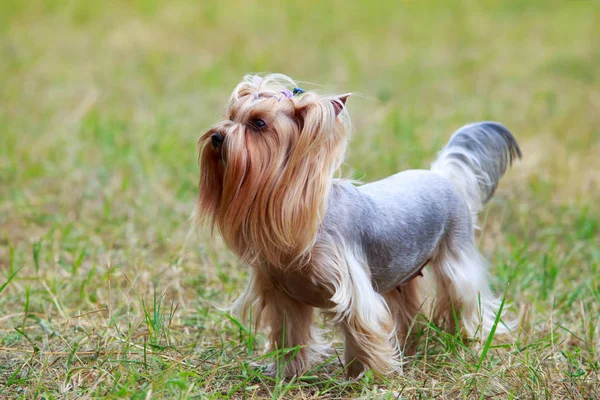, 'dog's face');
197,74,350,266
